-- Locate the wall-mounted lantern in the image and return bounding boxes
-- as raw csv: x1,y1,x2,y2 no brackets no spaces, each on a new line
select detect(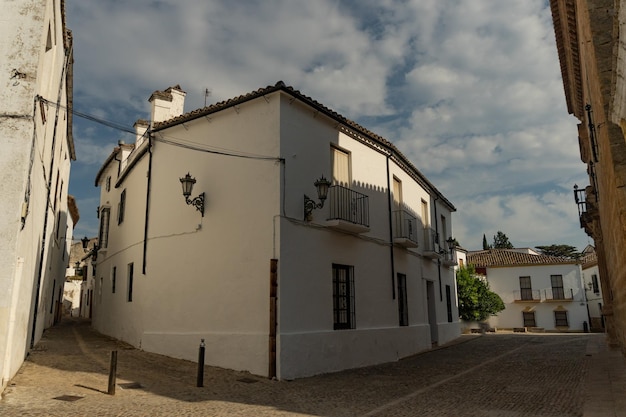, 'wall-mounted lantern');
81,236,89,249
445,236,457,257
304,175,331,221
180,173,205,217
